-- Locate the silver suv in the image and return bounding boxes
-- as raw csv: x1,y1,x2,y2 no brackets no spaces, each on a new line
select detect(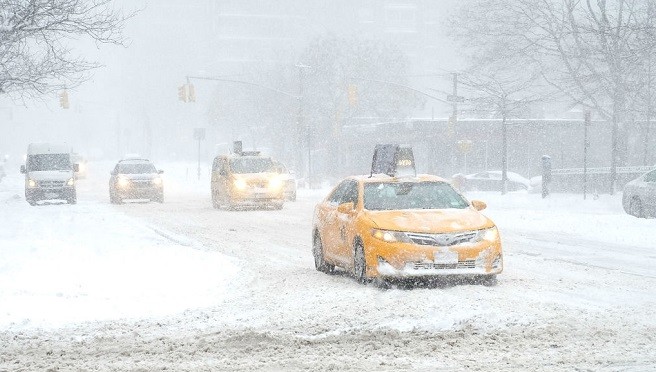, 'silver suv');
109,159,164,204
622,169,656,218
